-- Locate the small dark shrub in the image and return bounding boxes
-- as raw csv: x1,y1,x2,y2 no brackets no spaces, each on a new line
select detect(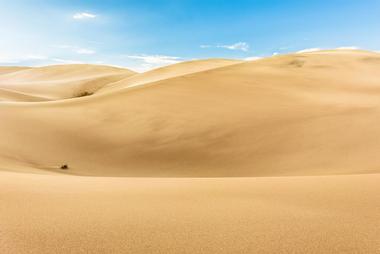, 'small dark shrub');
60,164,69,170
76,91,94,97
289,59,305,68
